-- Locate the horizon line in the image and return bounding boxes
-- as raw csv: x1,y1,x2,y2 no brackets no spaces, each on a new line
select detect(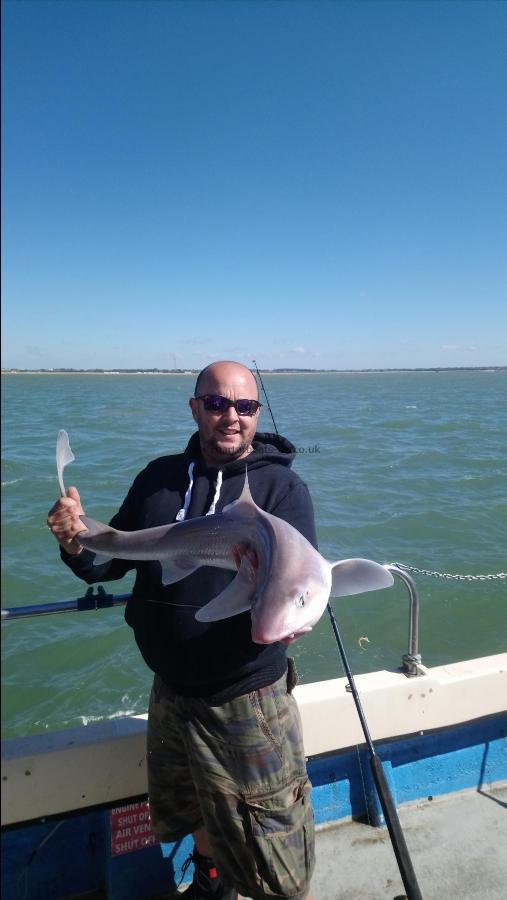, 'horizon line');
2,366,506,374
